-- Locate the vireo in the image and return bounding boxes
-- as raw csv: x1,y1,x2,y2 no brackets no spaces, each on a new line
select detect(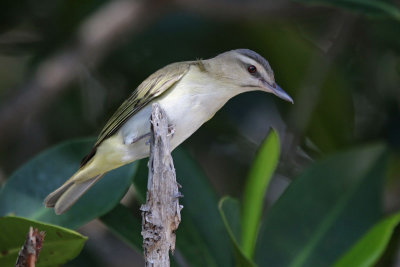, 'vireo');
45,49,293,214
